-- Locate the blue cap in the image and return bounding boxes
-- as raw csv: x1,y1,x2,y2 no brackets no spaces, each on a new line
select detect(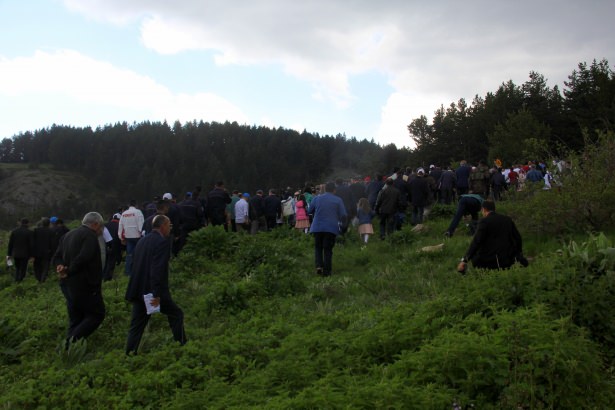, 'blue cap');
242,192,250,198
50,216,58,223
186,191,192,197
